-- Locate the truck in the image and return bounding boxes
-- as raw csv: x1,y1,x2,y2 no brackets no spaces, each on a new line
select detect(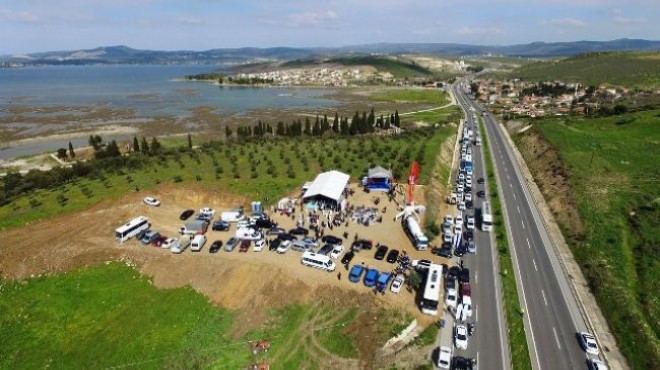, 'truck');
403,216,429,251
179,220,209,235
376,272,392,292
